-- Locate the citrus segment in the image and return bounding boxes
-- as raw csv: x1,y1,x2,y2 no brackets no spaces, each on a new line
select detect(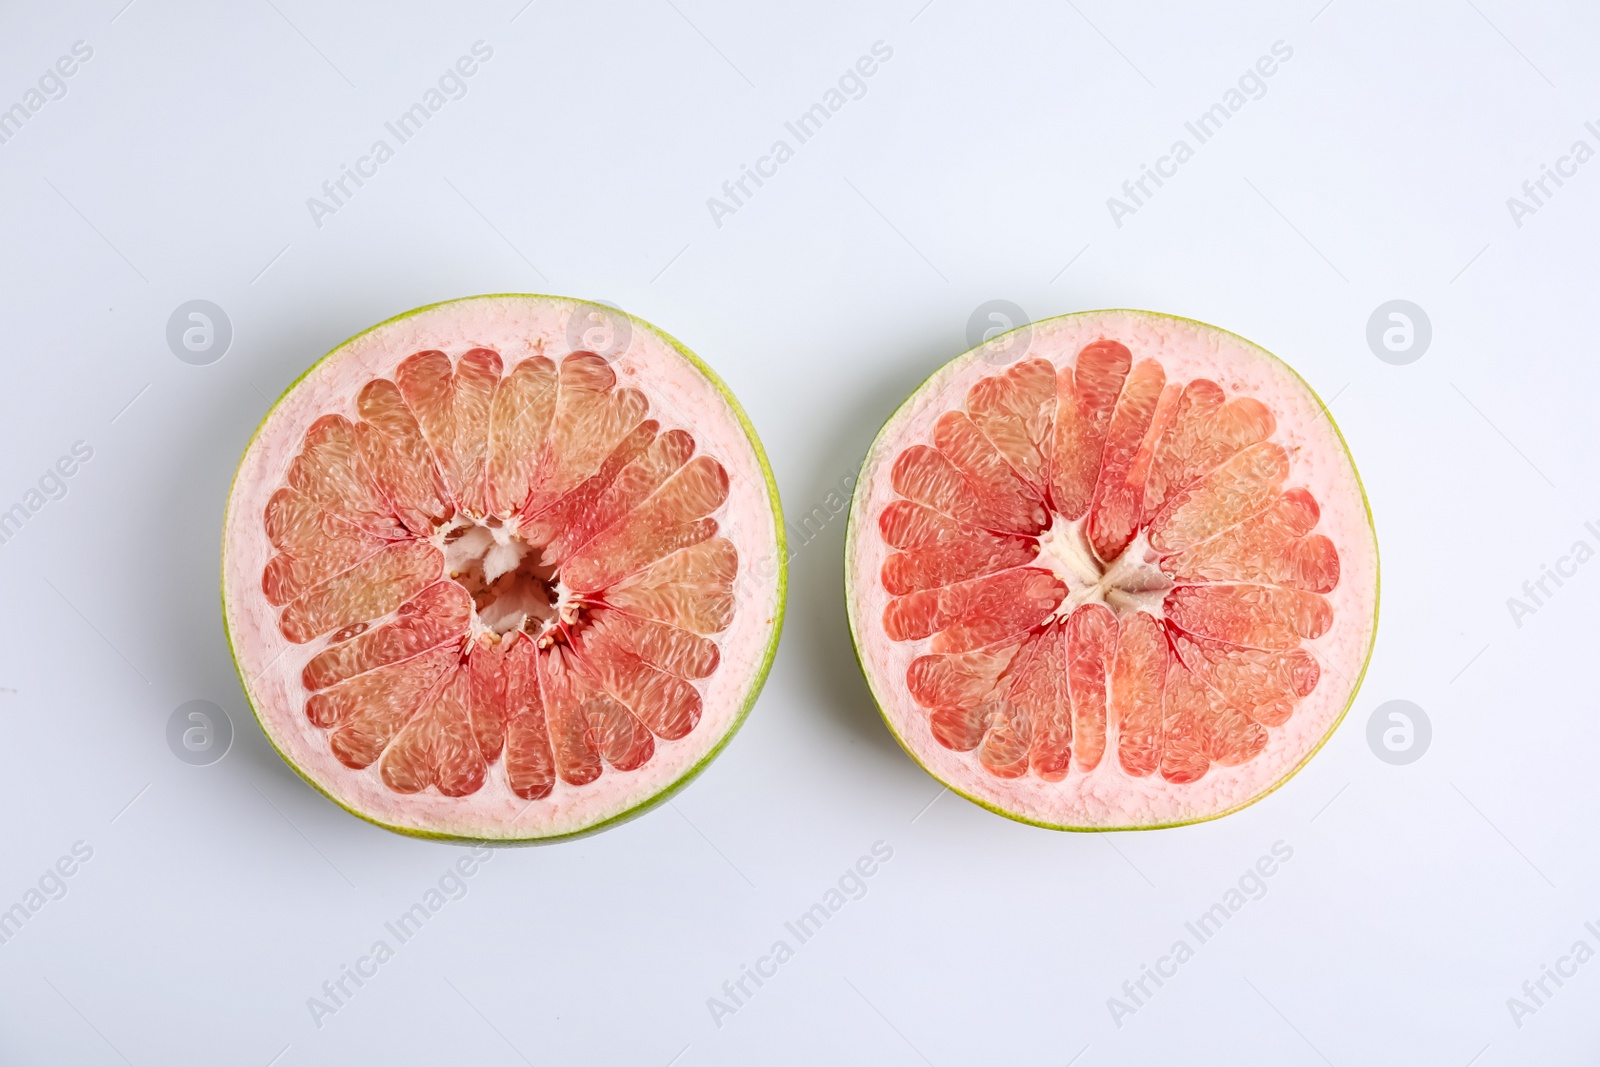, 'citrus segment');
224,295,783,841
356,378,454,535
379,669,482,797
1141,383,1276,524
885,569,1065,648
1065,603,1114,772
1164,583,1331,648
1146,441,1289,553
1051,340,1130,520
1162,488,1339,592
528,354,650,515
965,358,1055,488
1085,358,1164,561
300,580,471,691
931,412,1049,534
846,310,1378,830
1013,628,1072,780
285,416,404,538
880,519,1038,596
483,355,559,517
278,542,441,645
1110,611,1166,777
501,638,556,800
261,488,386,606
606,538,739,634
